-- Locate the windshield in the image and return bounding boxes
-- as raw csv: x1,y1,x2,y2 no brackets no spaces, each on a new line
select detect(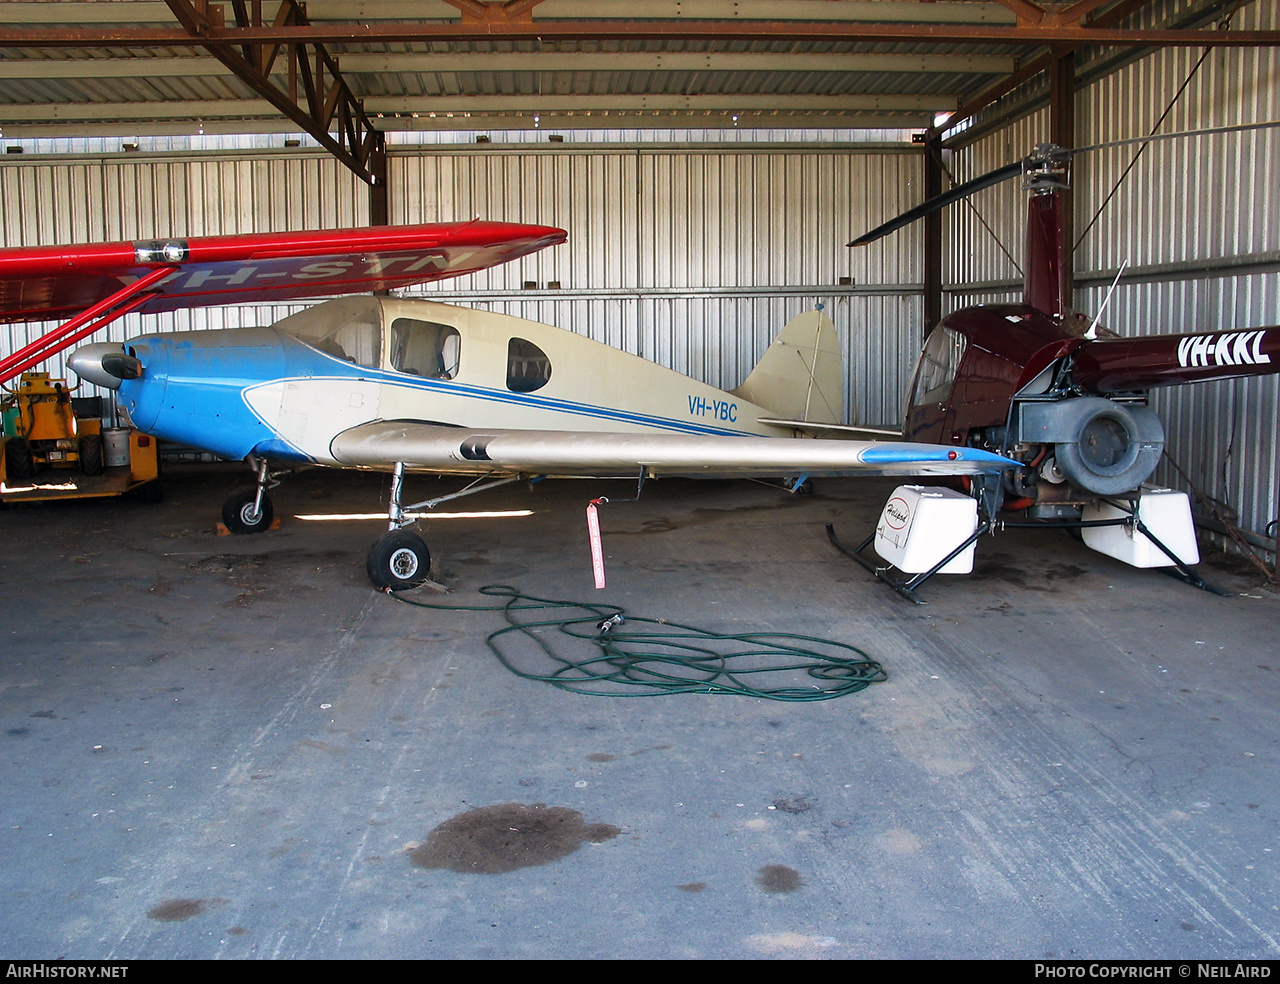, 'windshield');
908,326,967,408
274,297,383,369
